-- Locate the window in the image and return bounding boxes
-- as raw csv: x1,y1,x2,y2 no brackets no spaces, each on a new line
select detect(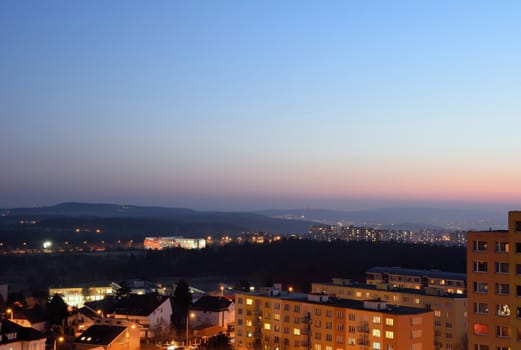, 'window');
372,316,381,324
314,319,321,327
274,313,280,321
385,318,394,326
238,297,243,304
348,325,355,333
385,331,394,339
335,336,343,344
474,282,488,293
246,320,252,327
495,262,509,273
497,304,510,316
348,313,355,321
473,323,489,335
372,329,380,337
373,342,381,350
348,338,355,345
336,324,343,331
315,308,321,316
496,241,509,252
293,328,300,335
473,303,488,314
238,308,243,315
516,221,521,231
495,283,508,295
326,310,332,317
246,298,253,305
474,261,488,272
473,346,489,350
325,334,333,341
264,323,271,330
265,301,270,308
496,325,511,338
283,316,290,323
314,332,321,340
473,240,488,251
517,285,521,297
294,305,300,312
274,303,280,310
284,304,290,311
516,242,521,253
336,311,343,319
